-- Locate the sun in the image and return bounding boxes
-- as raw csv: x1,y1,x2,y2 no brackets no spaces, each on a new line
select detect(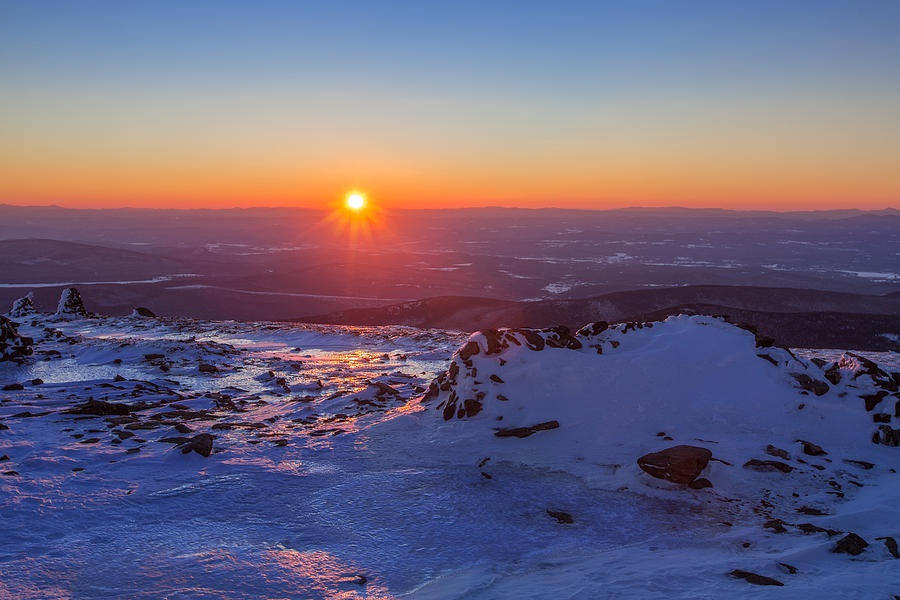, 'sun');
346,193,365,210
